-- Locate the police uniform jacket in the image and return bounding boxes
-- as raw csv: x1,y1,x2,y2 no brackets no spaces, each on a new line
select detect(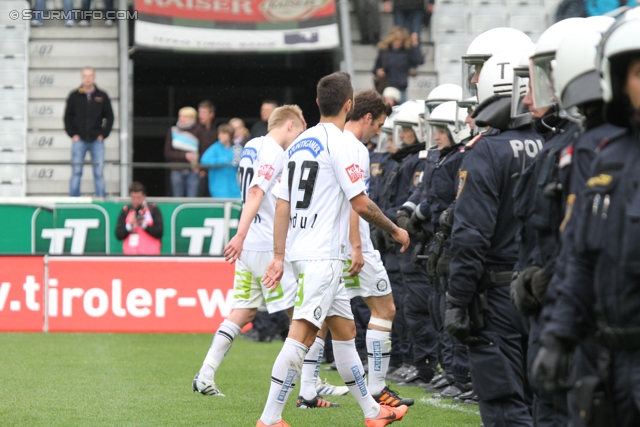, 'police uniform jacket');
448,127,543,304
